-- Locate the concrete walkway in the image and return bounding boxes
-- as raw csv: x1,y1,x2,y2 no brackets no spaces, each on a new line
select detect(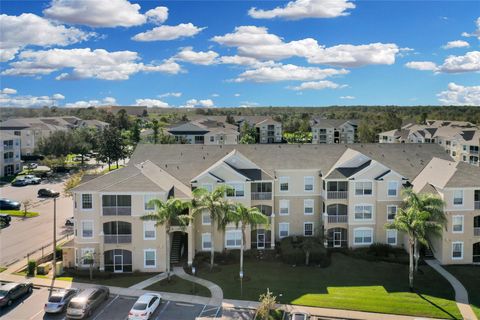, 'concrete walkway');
425,259,478,320
128,272,167,290
173,266,224,306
